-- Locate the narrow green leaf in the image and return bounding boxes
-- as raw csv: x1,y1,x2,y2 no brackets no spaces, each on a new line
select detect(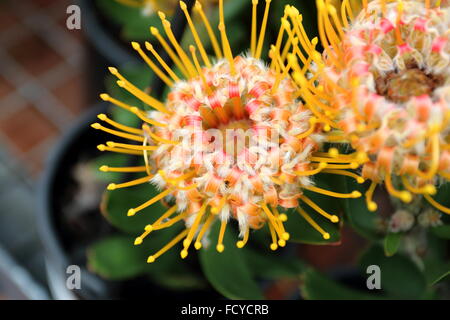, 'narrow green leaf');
431,270,450,286
384,232,402,257
199,222,264,300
